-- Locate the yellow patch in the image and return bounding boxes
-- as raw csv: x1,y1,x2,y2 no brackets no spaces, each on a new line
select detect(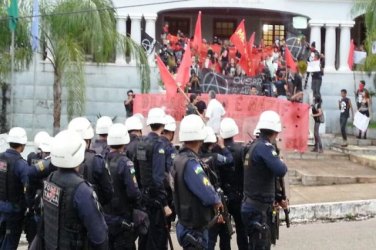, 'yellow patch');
203,177,211,186
37,161,45,171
